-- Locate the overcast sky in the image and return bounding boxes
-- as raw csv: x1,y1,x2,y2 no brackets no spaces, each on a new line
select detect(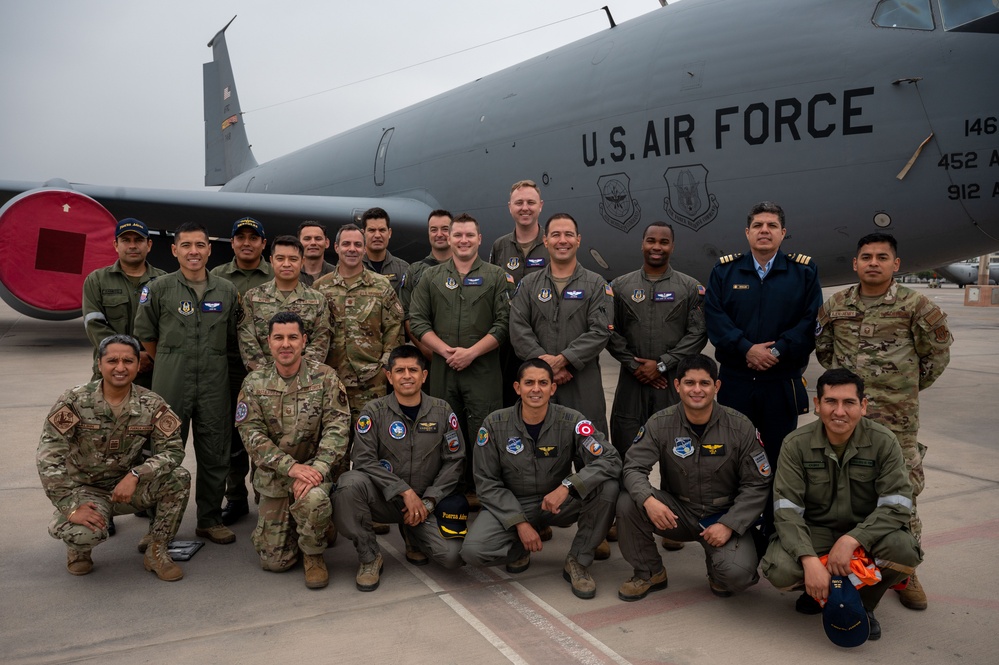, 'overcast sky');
0,0,662,191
